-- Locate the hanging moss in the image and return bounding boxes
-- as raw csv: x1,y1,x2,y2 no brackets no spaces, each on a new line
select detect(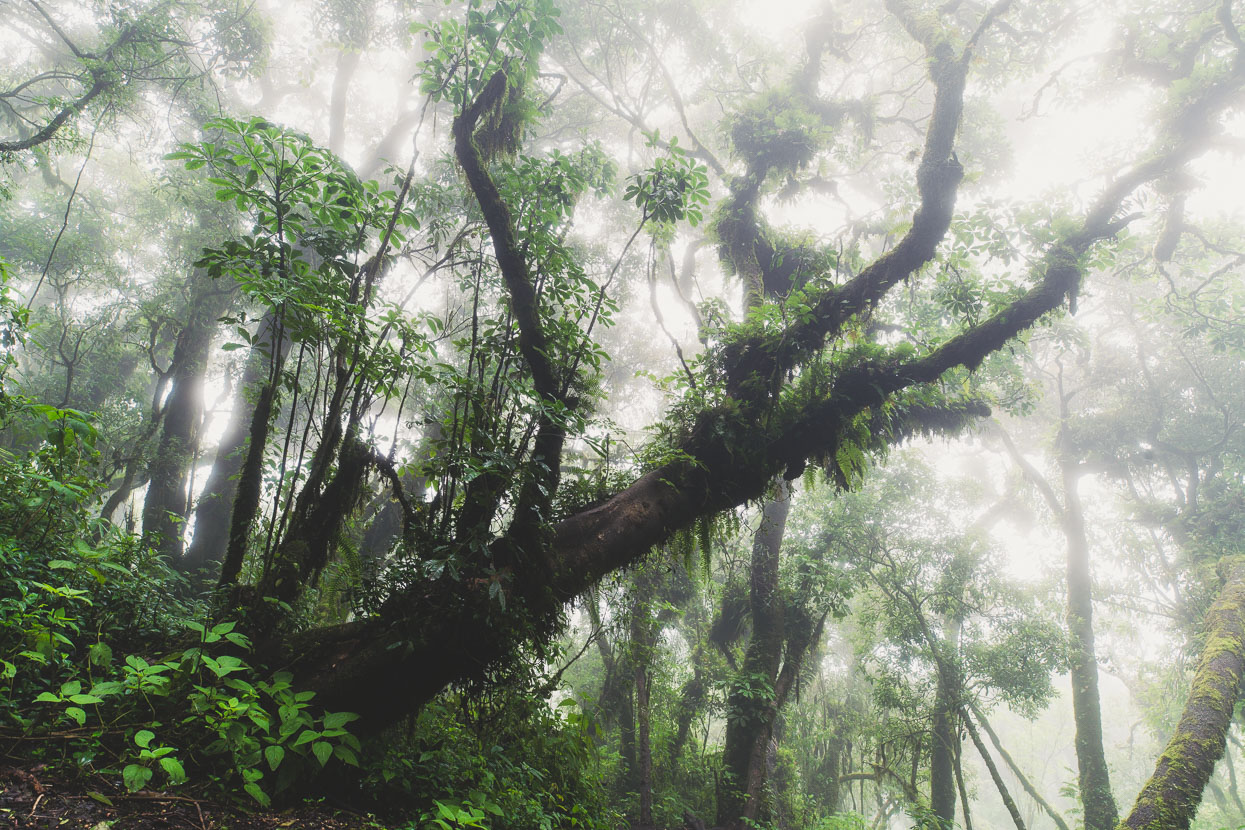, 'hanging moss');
473,71,531,163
